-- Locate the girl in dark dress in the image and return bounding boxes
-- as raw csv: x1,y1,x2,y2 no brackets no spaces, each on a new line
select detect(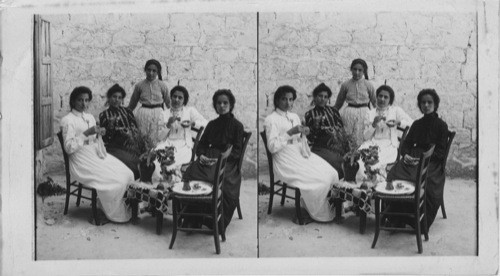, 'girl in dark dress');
386,89,449,229
99,84,141,179
304,83,345,178
182,89,244,229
